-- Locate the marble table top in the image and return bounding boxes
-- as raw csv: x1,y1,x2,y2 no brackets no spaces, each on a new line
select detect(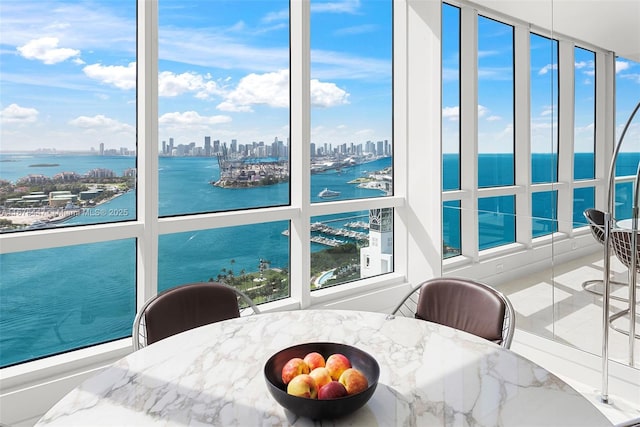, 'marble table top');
36,309,612,426
616,218,639,230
